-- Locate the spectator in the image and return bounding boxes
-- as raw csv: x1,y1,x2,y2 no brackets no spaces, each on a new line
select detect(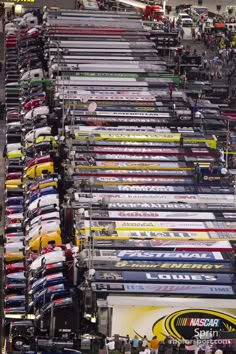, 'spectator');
114,335,123,352
197,31,201,42
208,163,214,174
217,163,223,174
132,335,140,352
232,340,236,354
219,148,225,162
124,340,132,354
158,342,165,354
194,111,204,131
215,348,223,354
106,339,115,353
204,344,211,354
185,342,195,354
142,336,148,349
220,165,228,176
180,72,187,89
169,85,174,100
164,336,173,354
194,163,202,184
144,346,151,354
150,336,159,354
178,342,186,354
